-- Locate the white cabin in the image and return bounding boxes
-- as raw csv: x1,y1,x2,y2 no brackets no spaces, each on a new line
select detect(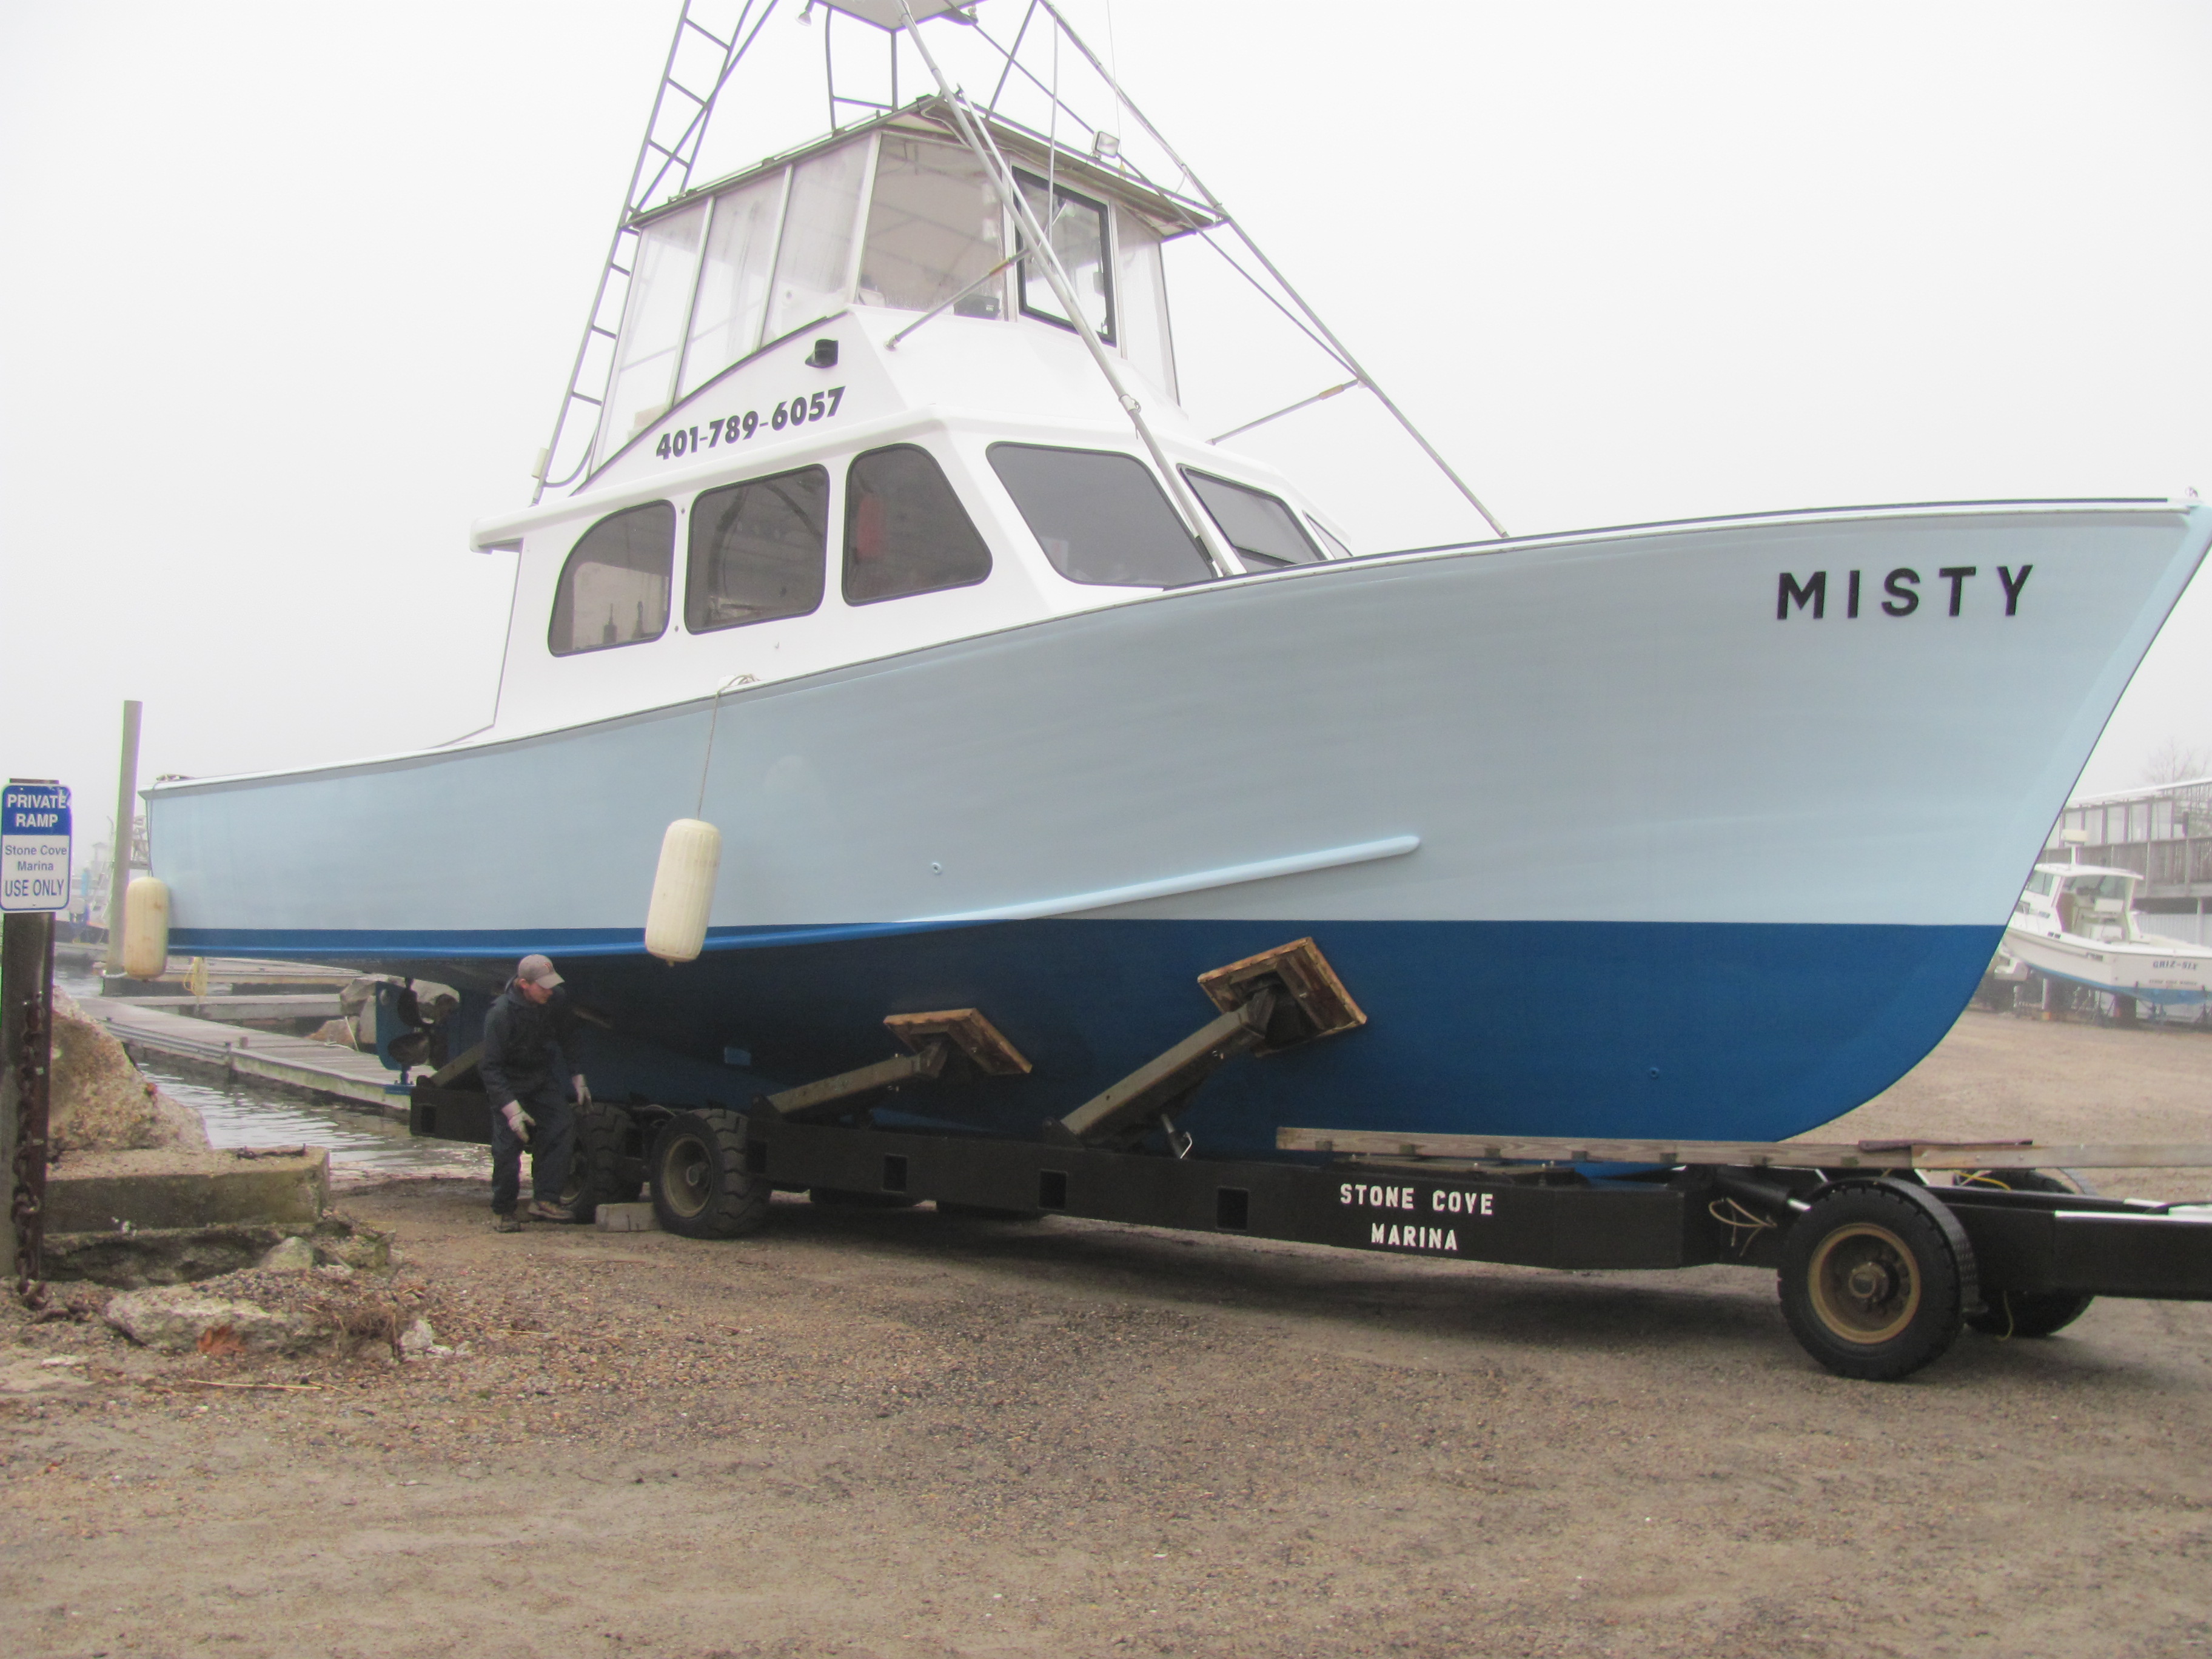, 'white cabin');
2013,863,2150,944
469,102,1357,741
